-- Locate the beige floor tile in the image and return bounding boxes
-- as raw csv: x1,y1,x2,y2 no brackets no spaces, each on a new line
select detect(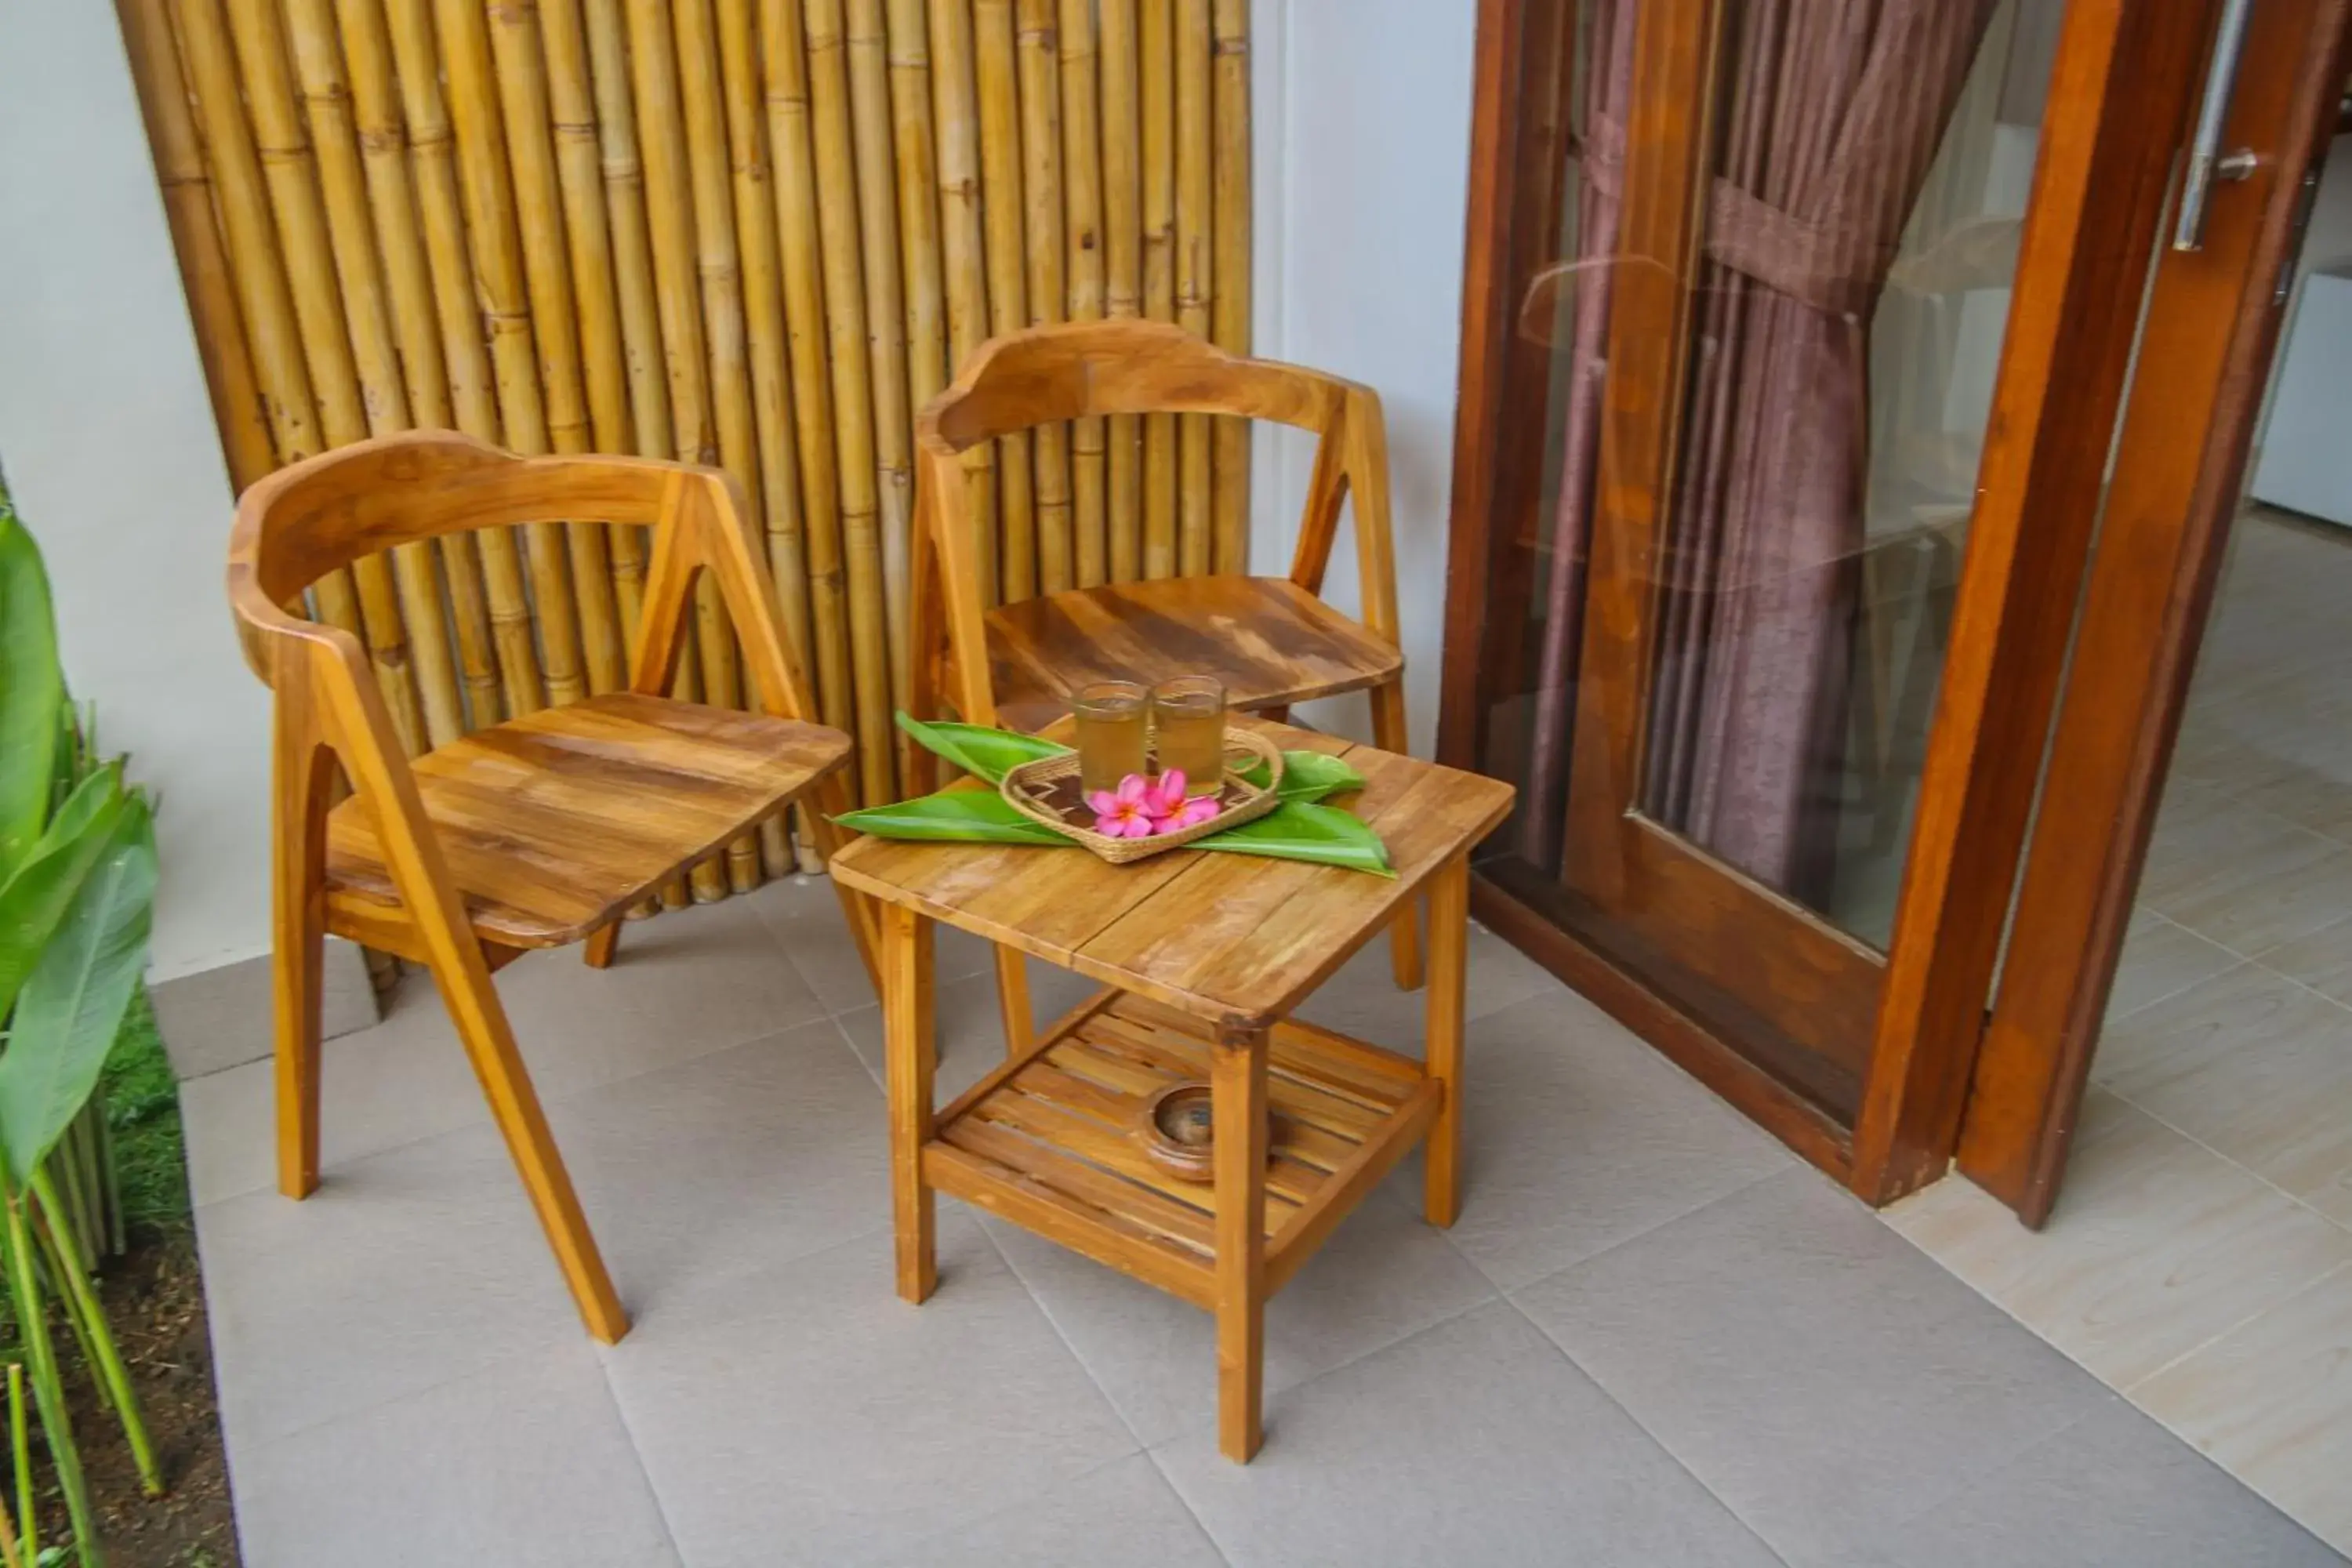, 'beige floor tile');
2138,797,2352,957
1886,1092,2352,1390
2249,912,2352,1009
2107,908,2242,1022
2135,1264,2352,1555
2103,965,2352,1210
